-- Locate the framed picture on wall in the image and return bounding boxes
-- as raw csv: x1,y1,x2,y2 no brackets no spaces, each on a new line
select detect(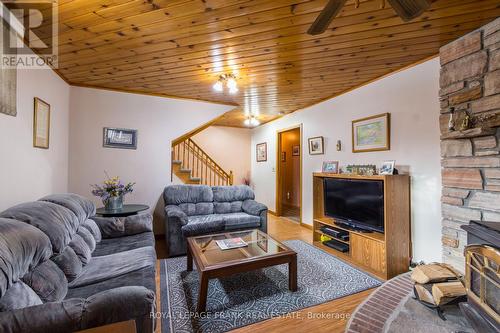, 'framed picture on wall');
352,113,390,153
292,145,300,156
33,97,50,149
308,136,324,155
103,127,138,150
256,142,267,162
